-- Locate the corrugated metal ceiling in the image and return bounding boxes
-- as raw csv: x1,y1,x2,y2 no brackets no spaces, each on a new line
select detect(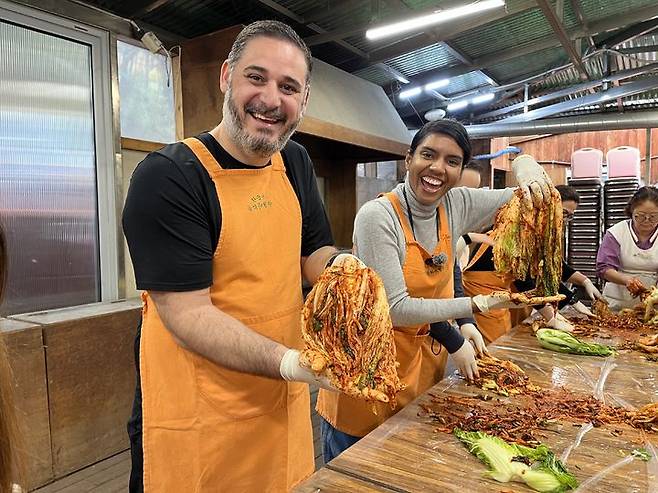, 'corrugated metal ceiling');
385,42,458,77
442,71,492,96
487,46,568,83
72,0,658,126
450,6,577,60
531,34,658,92
578,0,658,23
353,65,398,87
